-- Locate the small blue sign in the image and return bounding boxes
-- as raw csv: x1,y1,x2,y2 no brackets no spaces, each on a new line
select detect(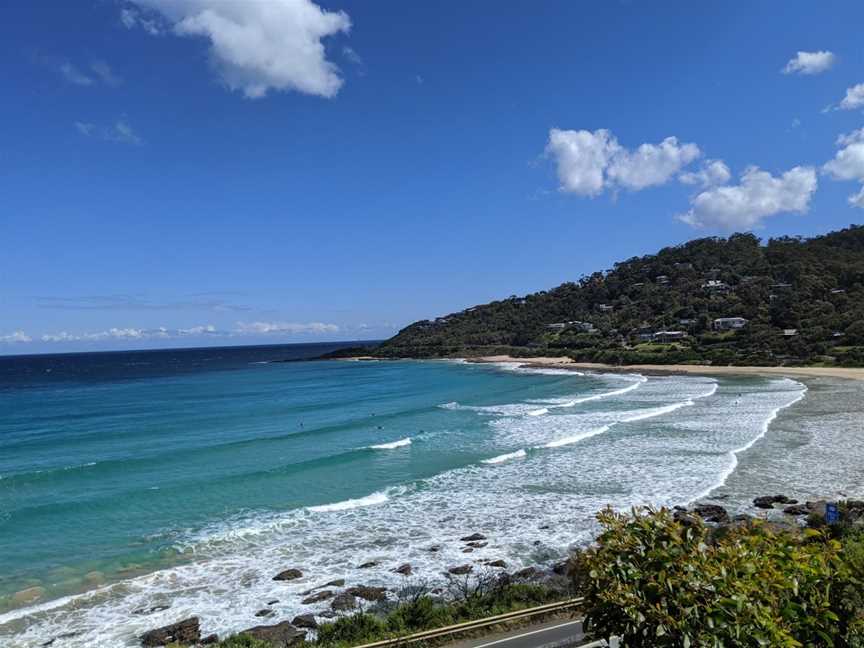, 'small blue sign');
826,502,840,524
